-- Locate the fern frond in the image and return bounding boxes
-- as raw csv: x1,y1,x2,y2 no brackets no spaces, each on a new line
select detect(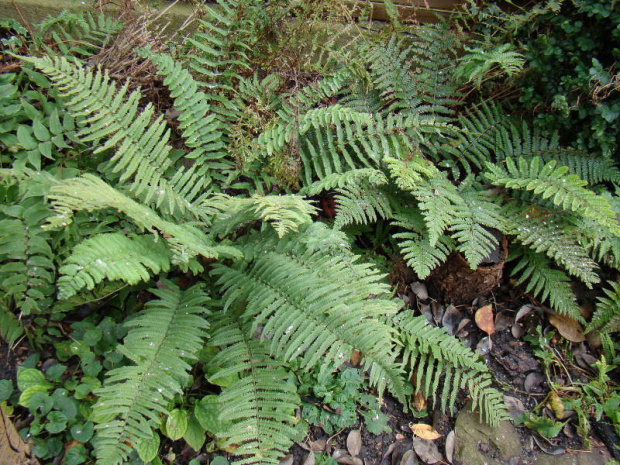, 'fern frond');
508,246,581,320
485,156,620,235
38,10,123,58
502,202,599,285
395,313,508,426
333,183,392,229
47,174,242,265
209,316,302,465
0,302,25,347
24,55,209,220
204,193,317,238
392,212,455,279
455,44,525,87
588,281,620,333
143,49,231,185
213,234,408,401
0,197,55,314
301,169,387,196
449,187,504,268
384,155,439,190
57,233,171,299
93,282,210,465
